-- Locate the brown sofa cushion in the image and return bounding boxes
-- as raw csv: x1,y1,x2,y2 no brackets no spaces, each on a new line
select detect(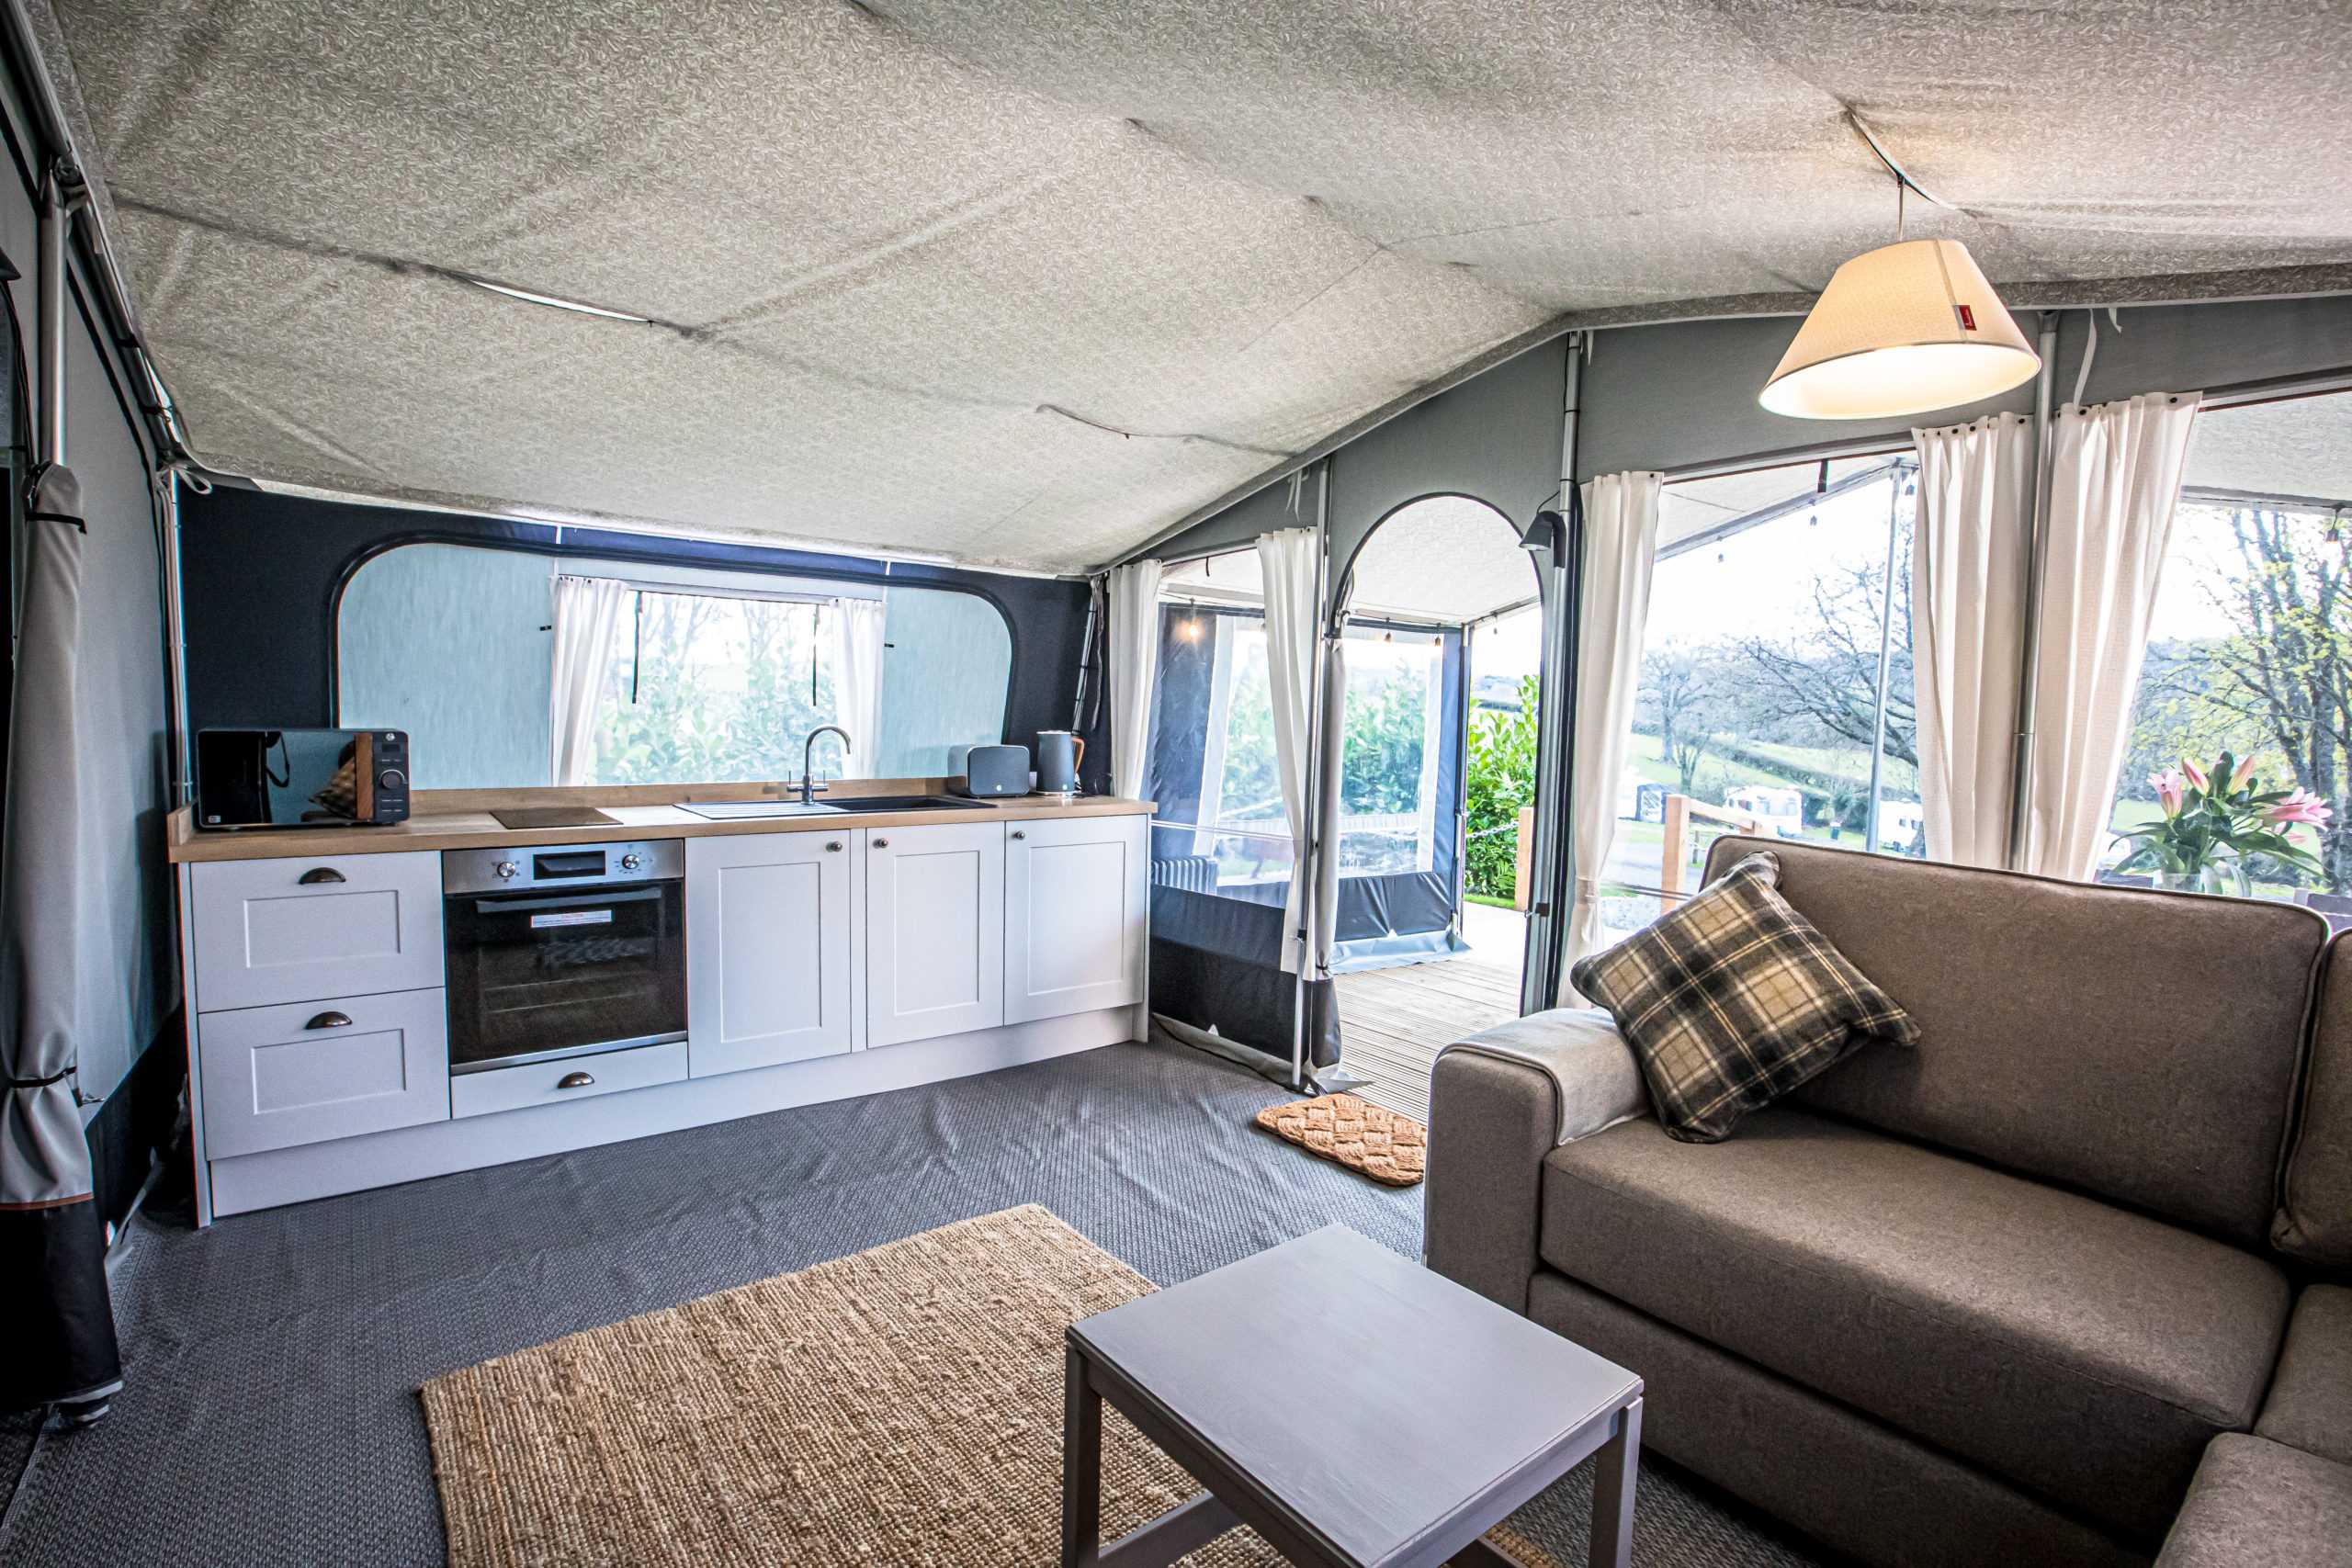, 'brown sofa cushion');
2276,935,2352,1265
2258,1285,2352,1467
1702,835,2326,1248
1542,1110,2291,1543
1570,851,1916,1142
2156,1435,2352,1568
